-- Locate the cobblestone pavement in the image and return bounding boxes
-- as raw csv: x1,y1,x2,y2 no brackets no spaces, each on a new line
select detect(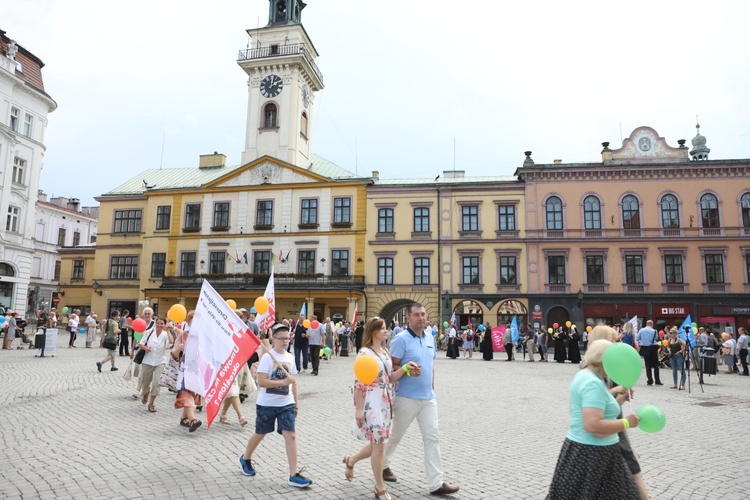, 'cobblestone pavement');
1,337,747,499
